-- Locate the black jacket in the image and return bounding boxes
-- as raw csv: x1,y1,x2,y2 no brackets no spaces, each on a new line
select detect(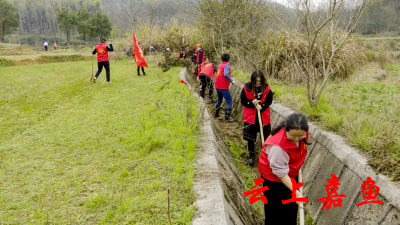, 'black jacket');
240,82,274,113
